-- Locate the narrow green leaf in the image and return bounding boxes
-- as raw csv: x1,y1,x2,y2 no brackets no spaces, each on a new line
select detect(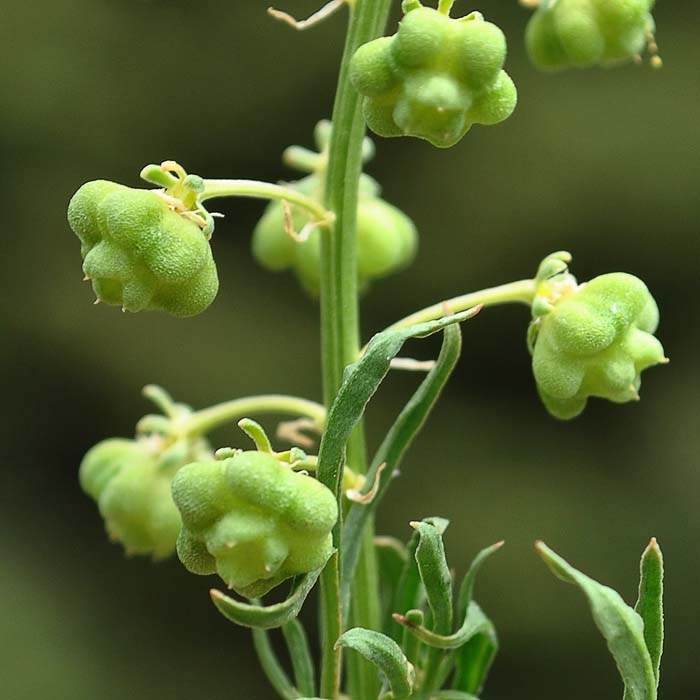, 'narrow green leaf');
536,542,657,700
412,517,453,694
452,605,498,695
282,618,316,698
337,628,415,700
210,564,325,630
635,538,664,683
412,518,453,635
390,528,423,643
375,536,410,625
252,627,300,700
395,599,492,651
317,309,476,508
342,323,463,607
457,542,504,616
375,536,409,576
